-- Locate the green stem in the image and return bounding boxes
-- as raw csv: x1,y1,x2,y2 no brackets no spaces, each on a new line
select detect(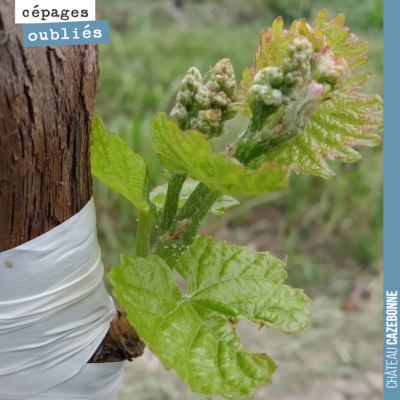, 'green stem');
135,209,152,257
153,183,219,266
158,173,186,235
234,108,287,165
175,183,219,244
233,124,258,164
244,125,301,162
